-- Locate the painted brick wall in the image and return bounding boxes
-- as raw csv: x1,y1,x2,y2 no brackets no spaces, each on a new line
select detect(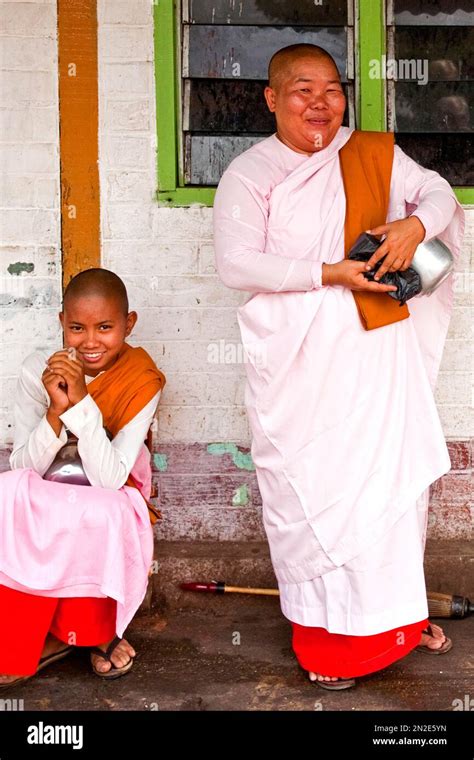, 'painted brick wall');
0,0,61,444
0,0,472,544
